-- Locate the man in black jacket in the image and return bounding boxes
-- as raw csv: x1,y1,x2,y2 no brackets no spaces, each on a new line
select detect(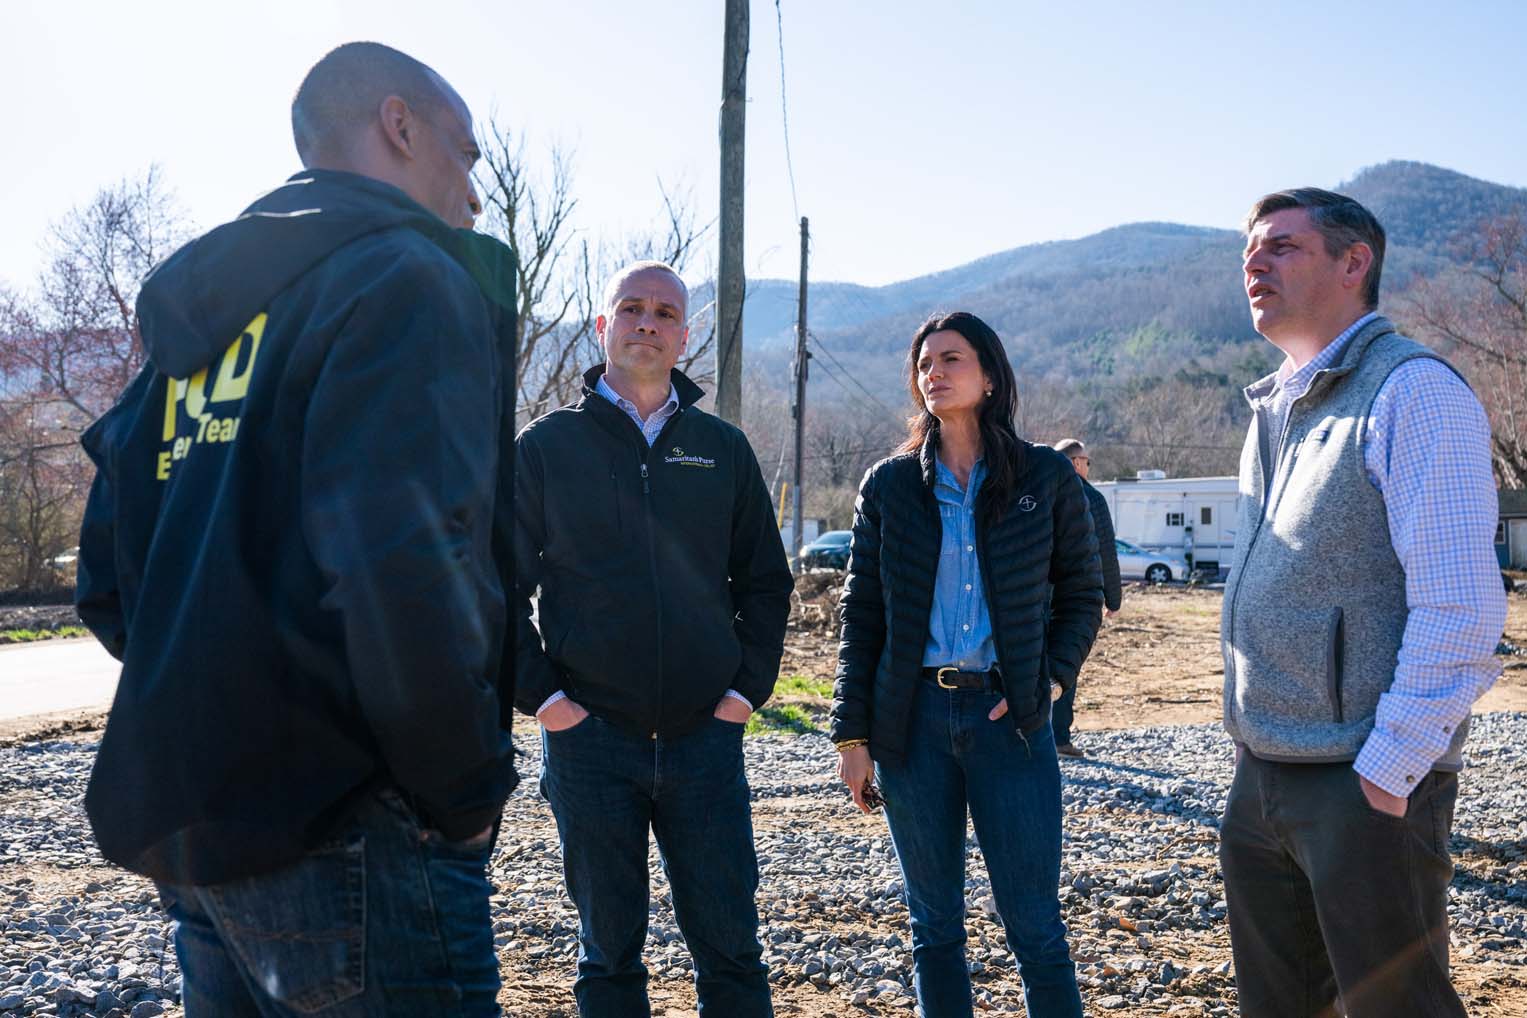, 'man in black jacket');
516,261,793,1017
1052,439,1123,757
75,42,518,1015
